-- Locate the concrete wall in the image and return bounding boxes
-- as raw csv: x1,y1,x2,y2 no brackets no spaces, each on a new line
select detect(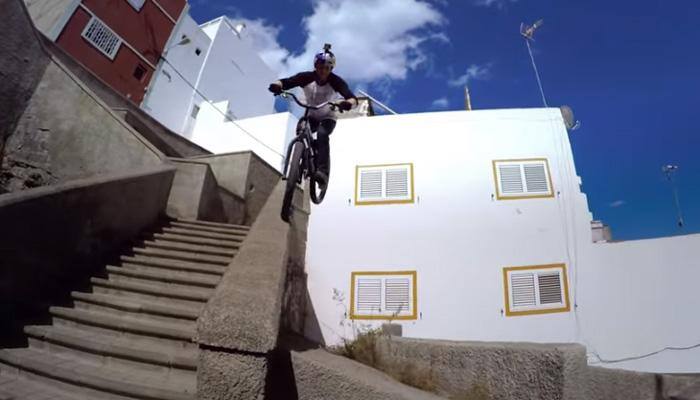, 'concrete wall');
23,0,74,37
0,164,175,345
40,34,210,158
188,151,283,225
196,181,309,399
0,0,51,177
166,159,245,224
